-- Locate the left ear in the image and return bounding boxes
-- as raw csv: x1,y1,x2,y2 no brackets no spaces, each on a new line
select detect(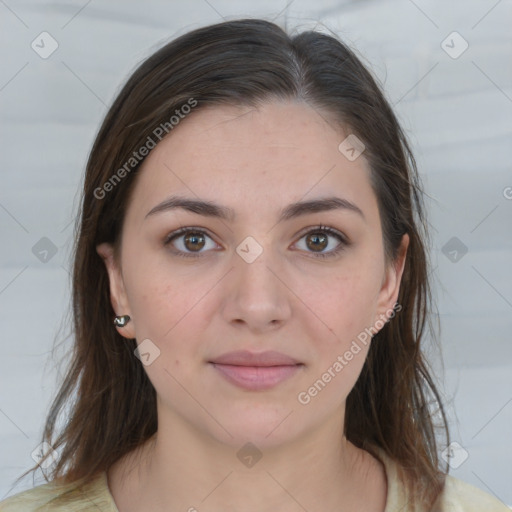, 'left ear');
374,233,409,323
